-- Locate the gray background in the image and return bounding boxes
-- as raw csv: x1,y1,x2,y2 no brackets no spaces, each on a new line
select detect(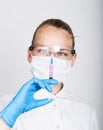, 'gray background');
0,0,102,129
